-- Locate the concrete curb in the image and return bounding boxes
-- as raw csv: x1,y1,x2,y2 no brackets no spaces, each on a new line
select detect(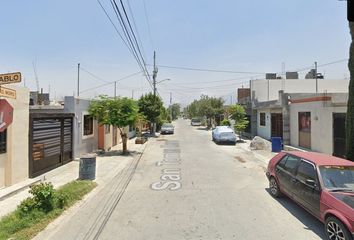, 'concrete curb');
0,178,41,202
